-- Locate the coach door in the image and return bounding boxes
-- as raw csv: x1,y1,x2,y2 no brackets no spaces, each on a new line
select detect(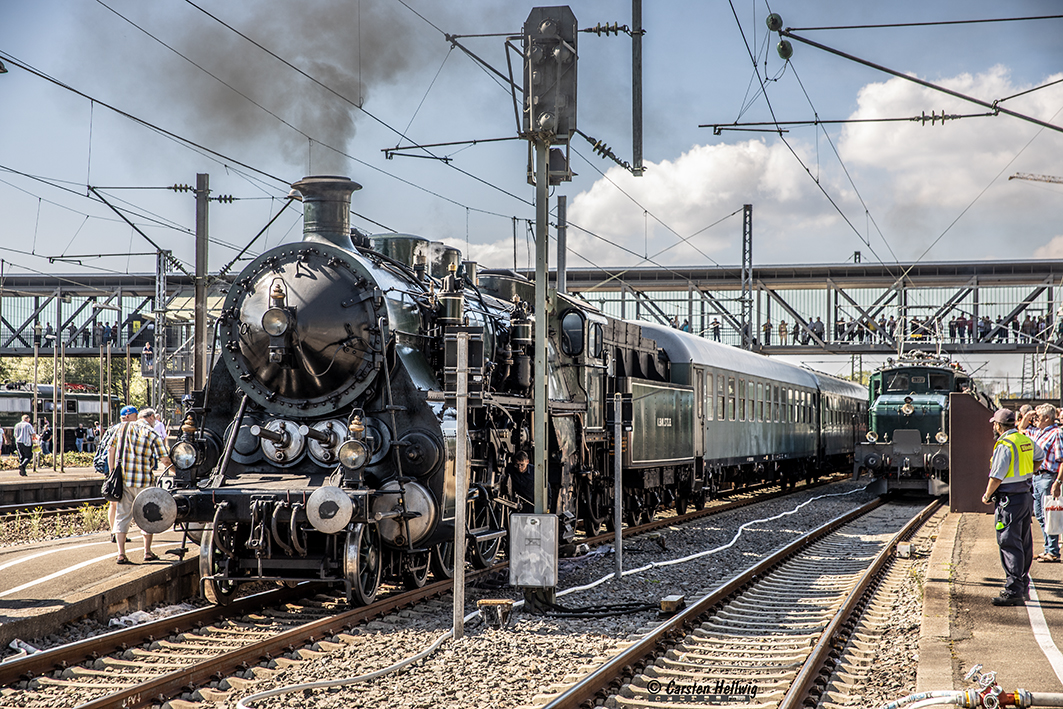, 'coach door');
693,366,706,458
